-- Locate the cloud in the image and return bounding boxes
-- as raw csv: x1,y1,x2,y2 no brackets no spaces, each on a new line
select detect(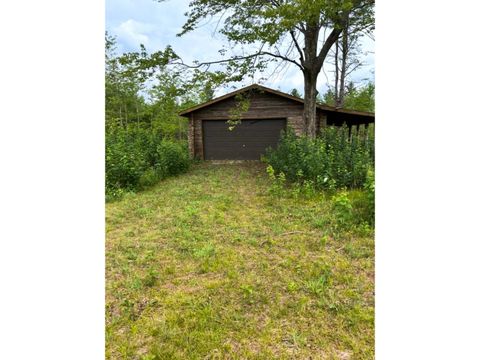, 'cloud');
106,0,375,94
113,19,154,49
